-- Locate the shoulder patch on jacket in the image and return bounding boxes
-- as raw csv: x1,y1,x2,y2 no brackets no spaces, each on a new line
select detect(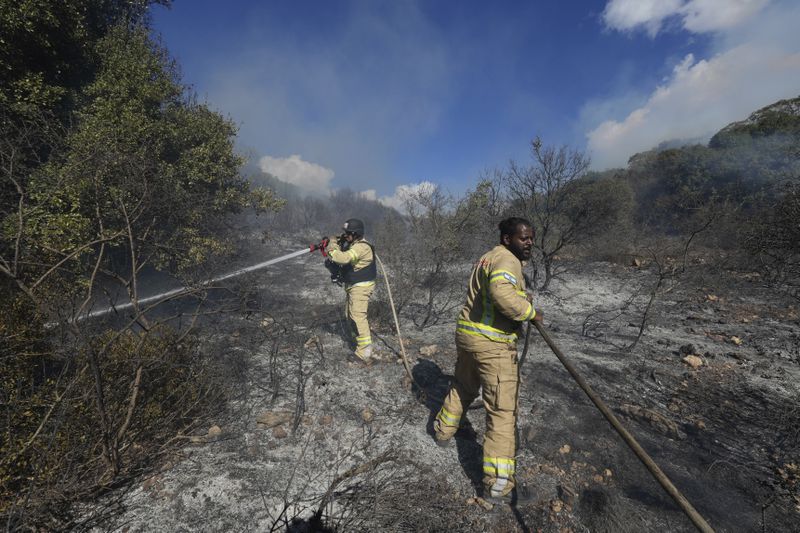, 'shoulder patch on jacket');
489,269,517,285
